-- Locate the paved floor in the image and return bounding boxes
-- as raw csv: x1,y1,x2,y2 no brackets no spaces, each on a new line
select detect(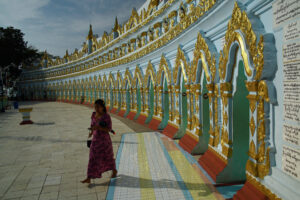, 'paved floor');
0,102,225,200
0,101,151,200
108,132,223,200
